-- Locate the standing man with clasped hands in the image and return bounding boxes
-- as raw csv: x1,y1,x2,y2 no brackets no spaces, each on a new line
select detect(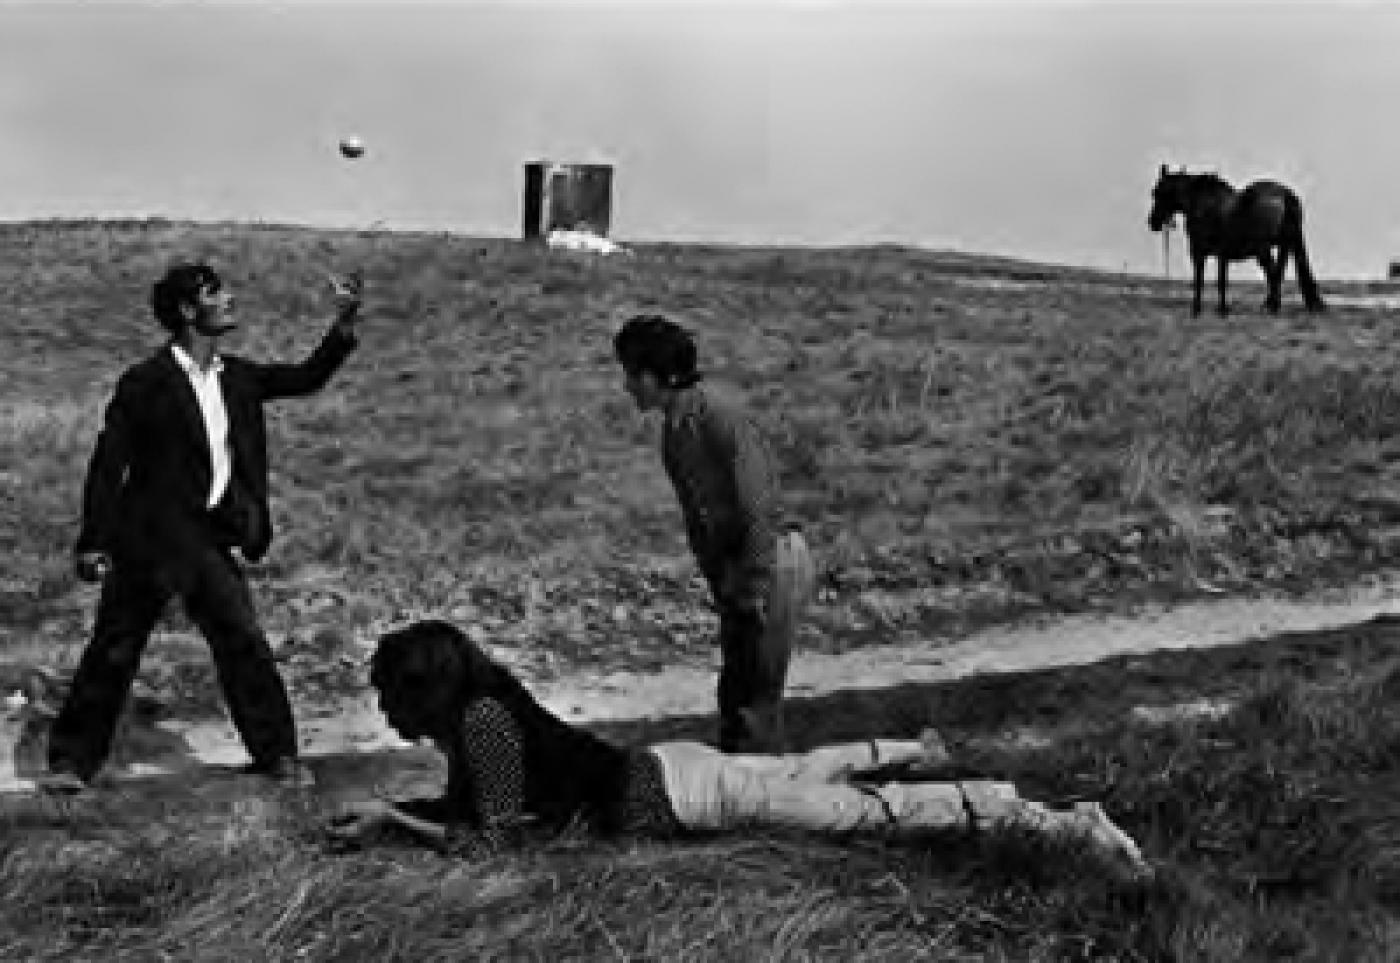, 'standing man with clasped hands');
41,262,364,793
